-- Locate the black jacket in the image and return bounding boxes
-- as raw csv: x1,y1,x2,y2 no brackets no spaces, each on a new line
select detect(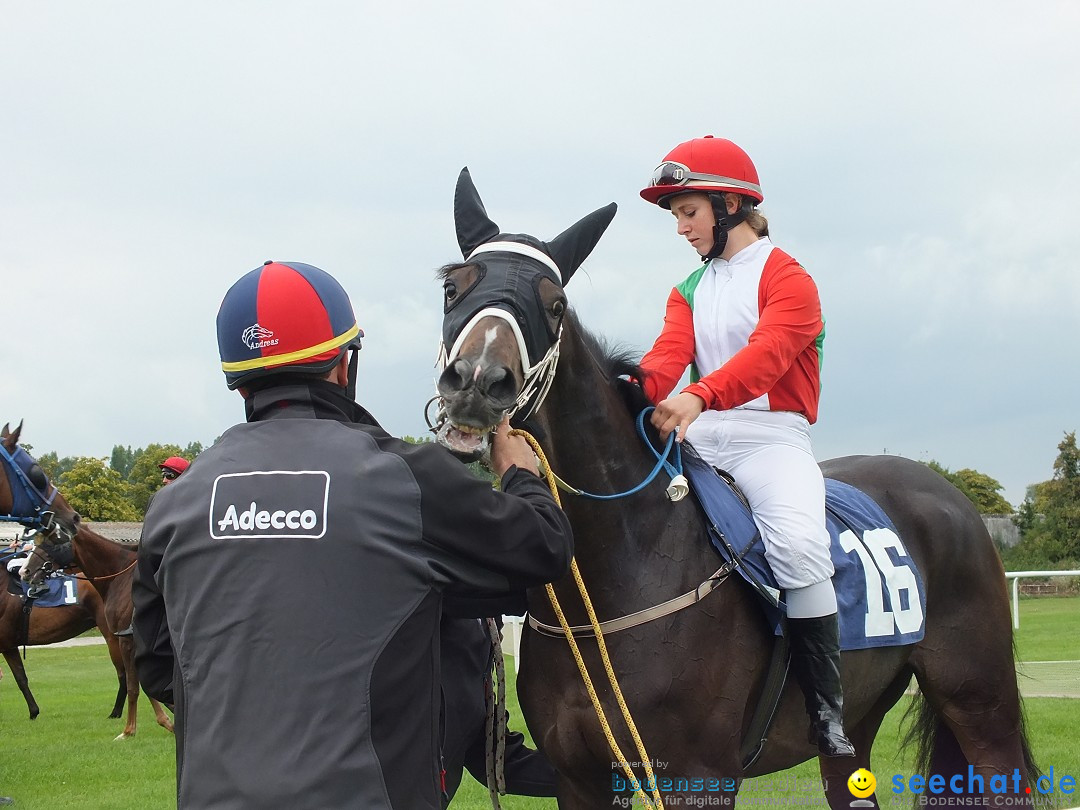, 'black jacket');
133,381,572,809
